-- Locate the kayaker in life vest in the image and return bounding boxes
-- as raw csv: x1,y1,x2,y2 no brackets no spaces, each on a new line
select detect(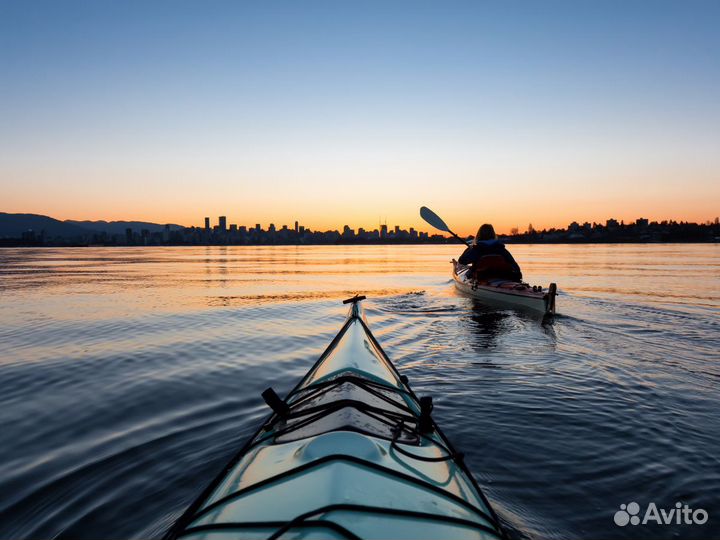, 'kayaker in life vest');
458,224,523,282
